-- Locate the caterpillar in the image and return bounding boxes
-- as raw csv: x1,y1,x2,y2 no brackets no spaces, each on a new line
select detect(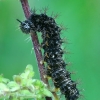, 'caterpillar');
17,12,79,100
